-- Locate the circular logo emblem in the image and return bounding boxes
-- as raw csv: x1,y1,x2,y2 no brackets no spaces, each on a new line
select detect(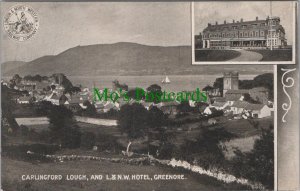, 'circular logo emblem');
3,5,39,41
